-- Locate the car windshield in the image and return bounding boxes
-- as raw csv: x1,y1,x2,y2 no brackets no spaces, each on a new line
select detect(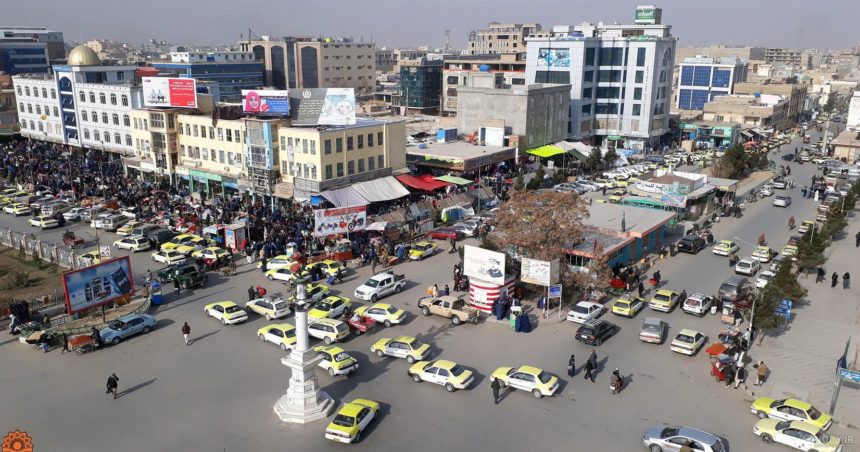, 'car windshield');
537,371,552,384
775,420,792,430
616,301,631,307
224,305,241,314
808,406,821,420
332,414,355,428
676,334,694,343
661,427,680,438
572,305,589,314
316,301,333,311
385,306,398,314
334,352,351,362
107,321,124,330
815,431,831,443
363,279,379,288
450,365,465,377
642,323,661,333
284,329,295,338
654,293,670,302
760,274,773,281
